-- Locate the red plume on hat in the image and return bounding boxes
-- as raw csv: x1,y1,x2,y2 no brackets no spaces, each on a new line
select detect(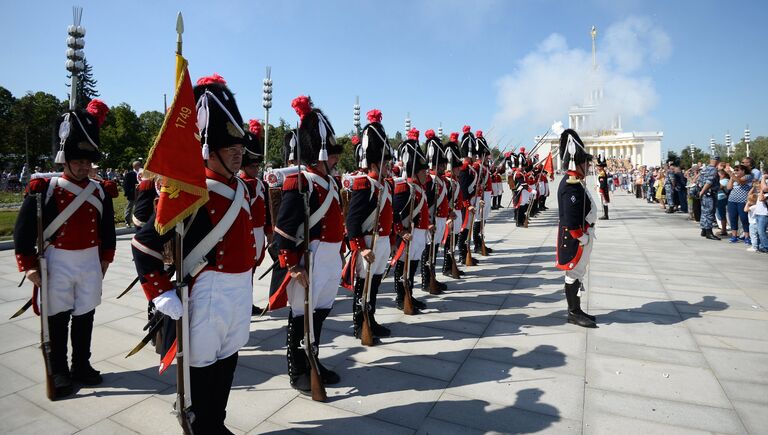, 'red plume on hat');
520,147,526,154
249,119,262,137
407,128,420,140
366,109,382,124
196,73,227,86
351,135,360,145
475,130,483,138
462,125,471,134
425,129,435,139
86,99,109,127
291,95,312,120
450,132,459,142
